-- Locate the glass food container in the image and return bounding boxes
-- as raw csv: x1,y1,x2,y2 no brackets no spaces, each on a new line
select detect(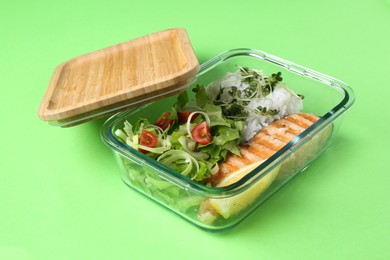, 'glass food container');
100,48,355,232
